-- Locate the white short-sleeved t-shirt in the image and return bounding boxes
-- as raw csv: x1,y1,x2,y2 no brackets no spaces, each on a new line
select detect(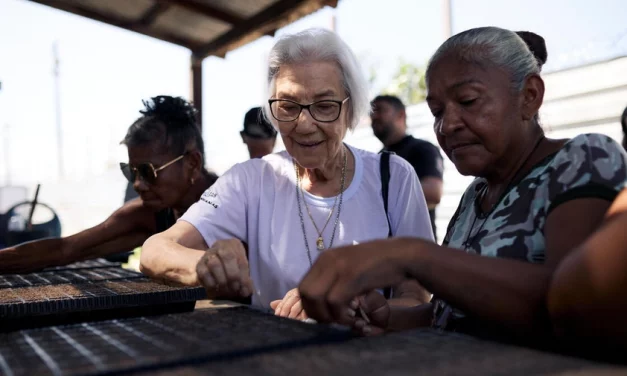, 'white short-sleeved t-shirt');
180,144,433,308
